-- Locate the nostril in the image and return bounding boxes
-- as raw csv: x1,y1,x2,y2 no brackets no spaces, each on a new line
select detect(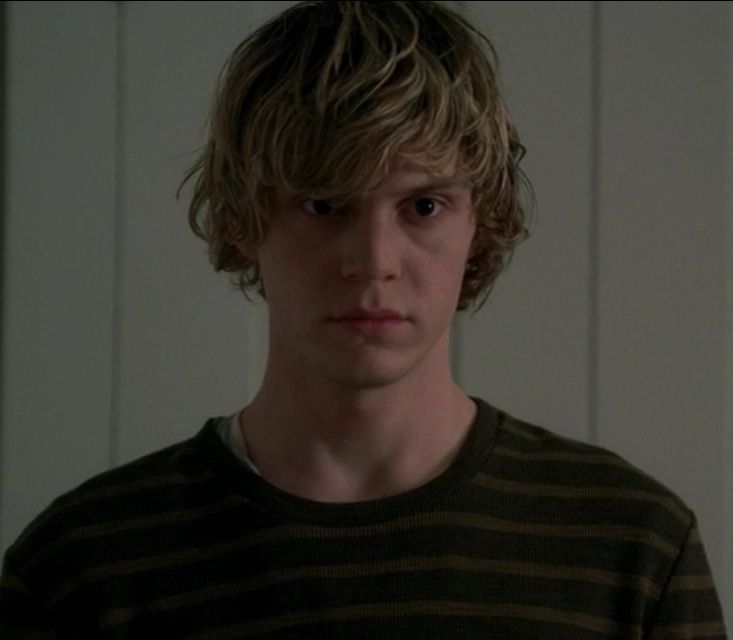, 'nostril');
340,255,400,282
